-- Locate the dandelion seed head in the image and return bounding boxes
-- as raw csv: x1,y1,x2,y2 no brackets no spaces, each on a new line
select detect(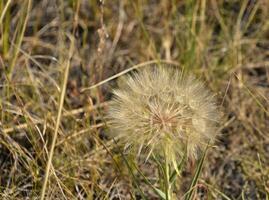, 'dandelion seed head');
108,66,220,162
